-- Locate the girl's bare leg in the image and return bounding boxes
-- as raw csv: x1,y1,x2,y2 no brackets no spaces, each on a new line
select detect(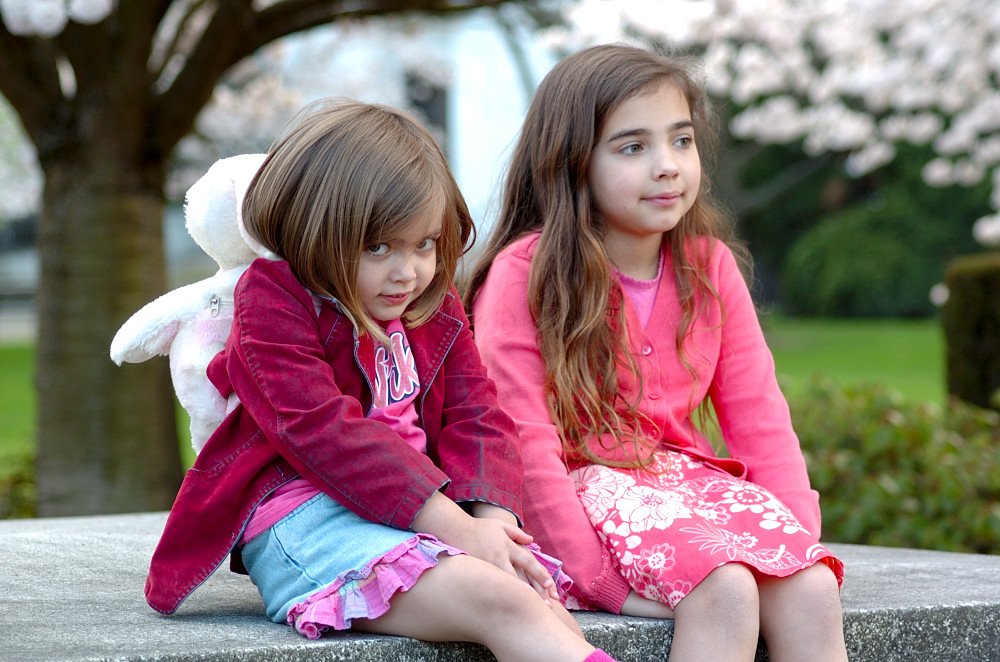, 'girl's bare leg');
668,563,760,662
352,554,595,662
758,563,847,662
550,601,585,637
